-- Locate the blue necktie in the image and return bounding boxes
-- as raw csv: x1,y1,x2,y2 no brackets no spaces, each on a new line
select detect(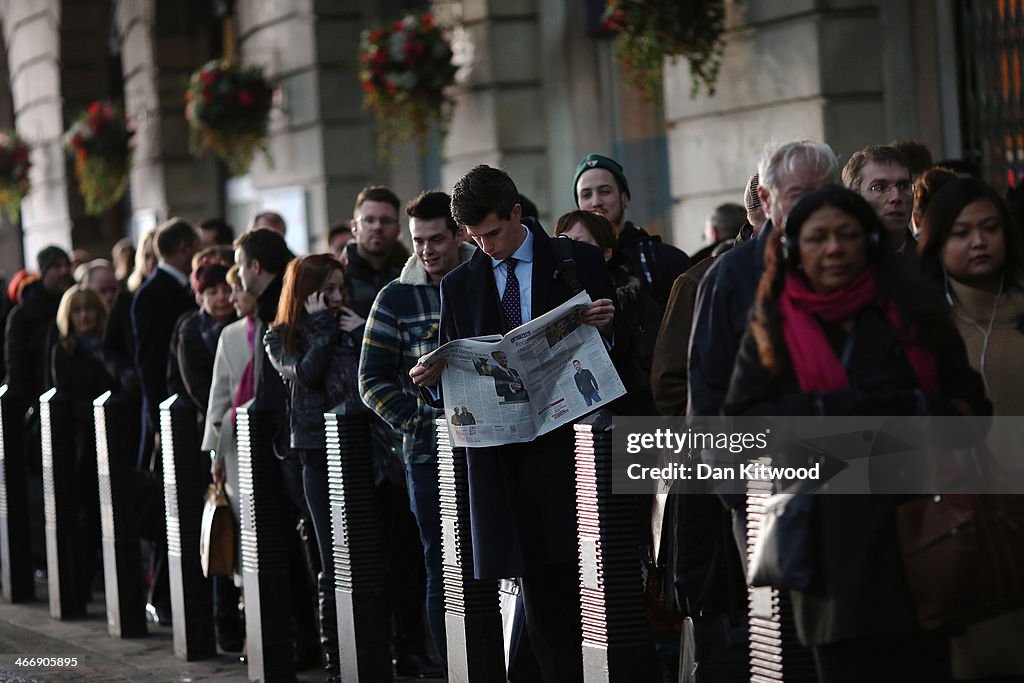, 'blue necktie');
500,257,521,331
